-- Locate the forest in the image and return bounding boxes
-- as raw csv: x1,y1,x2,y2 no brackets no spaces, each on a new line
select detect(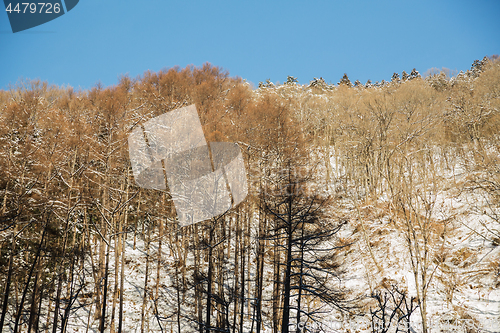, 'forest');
1,56,500,333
